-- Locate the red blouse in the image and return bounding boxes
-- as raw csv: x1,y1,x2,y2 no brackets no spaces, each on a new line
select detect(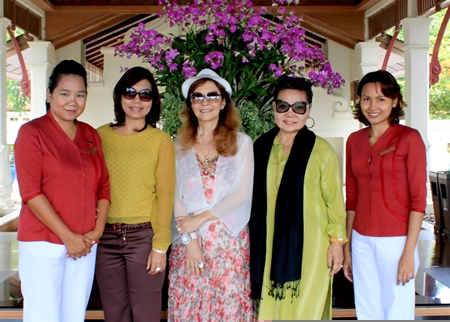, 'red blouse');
15,112,110,244
346,124,427,236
